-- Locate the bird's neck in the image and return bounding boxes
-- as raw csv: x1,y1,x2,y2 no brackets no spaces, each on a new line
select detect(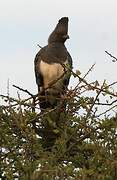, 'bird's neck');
48,42,65,47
